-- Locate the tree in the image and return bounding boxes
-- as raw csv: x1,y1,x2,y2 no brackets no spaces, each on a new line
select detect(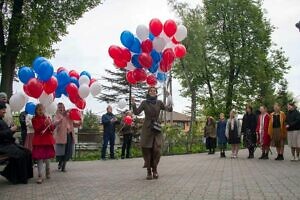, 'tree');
97,68,148,109
0,0,102,97
82,110,100,132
